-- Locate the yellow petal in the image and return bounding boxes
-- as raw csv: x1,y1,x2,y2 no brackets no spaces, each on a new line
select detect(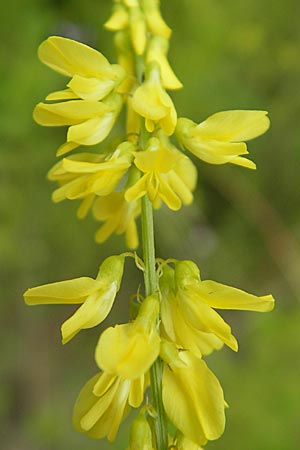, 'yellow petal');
163,352,225,445
24,277,101,305
38,36,113,78
193,110,270,142
95,323,160,379
46,88,79,101
33,100,108,126
56,141,79,156
61,283,118,343
128,376,145,407
67,114,115,145
68,75,116,101
199,280,275,312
